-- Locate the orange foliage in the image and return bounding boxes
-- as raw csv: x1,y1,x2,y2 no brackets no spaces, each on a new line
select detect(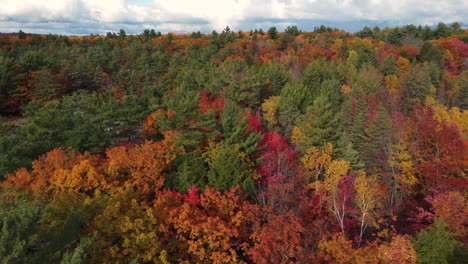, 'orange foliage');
4,140,177,196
